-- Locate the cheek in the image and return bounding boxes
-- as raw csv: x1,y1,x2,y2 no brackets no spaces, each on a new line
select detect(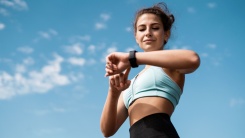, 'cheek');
135,33,143,43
